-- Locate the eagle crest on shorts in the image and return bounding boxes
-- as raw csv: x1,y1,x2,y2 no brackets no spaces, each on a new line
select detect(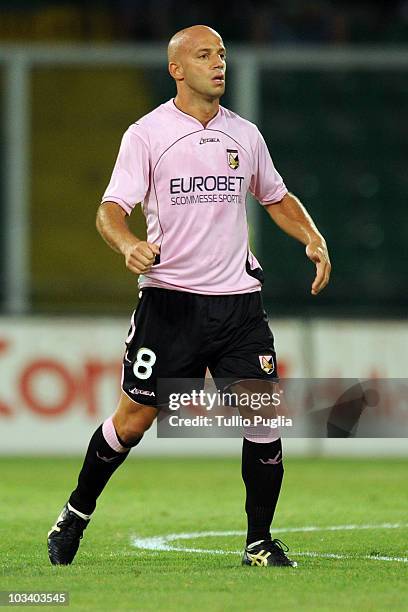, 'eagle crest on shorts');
259,355,274,374
227,149,239,170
